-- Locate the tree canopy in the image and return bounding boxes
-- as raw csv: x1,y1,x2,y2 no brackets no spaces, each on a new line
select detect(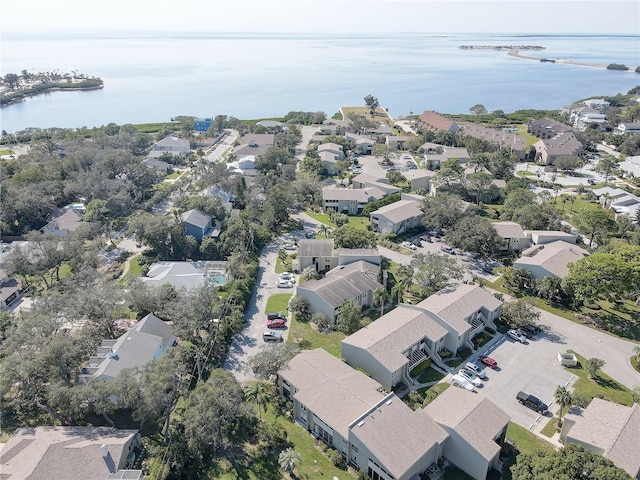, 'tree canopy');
510,443,632,480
